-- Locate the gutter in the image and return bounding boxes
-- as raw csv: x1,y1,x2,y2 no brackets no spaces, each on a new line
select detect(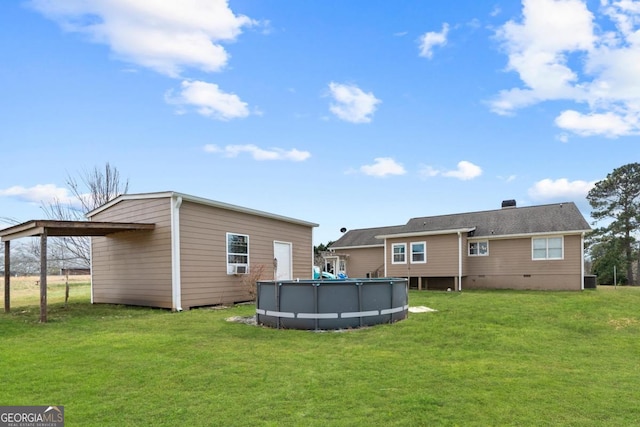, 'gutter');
581,232,585,290
457,231,463,291
171,196,183,311
376,227,476,240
